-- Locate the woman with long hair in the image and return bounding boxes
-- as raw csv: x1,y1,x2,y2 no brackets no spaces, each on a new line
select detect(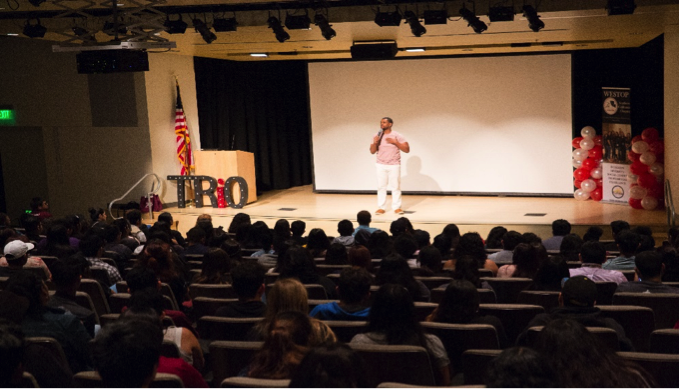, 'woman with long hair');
375,254,430,302
192,248,231,284
535,319,654,387
228,213,251,234
485,226,507,250
350,284,451,385
306,228,330,258
289,343,369,388
451,255,493,291
530,255,569,291
444,232,498,275
136,239,188,304
366,230,391,260
279,246,336,299
348,245,373,272
497,243,543,279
